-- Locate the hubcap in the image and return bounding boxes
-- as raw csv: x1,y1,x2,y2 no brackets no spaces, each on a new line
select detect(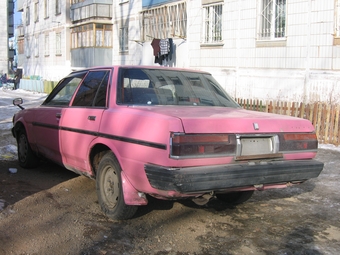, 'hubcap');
18,134,28,162
103,166,120,208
